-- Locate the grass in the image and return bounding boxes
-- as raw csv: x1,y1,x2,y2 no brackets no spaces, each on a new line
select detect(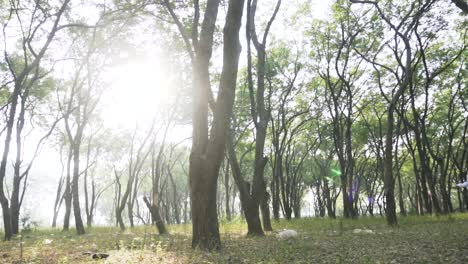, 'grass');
1,214,468,263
